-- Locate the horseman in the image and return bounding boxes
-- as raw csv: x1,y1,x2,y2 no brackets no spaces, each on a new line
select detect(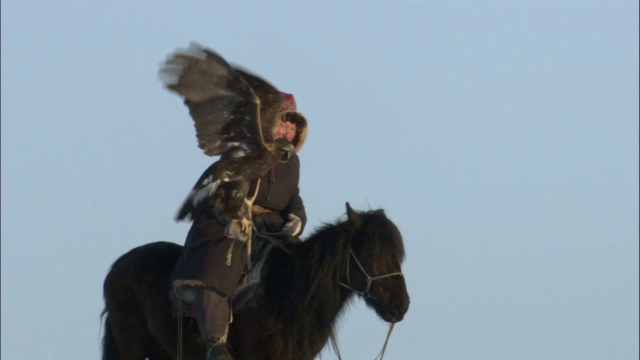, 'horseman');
171,93,308,360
